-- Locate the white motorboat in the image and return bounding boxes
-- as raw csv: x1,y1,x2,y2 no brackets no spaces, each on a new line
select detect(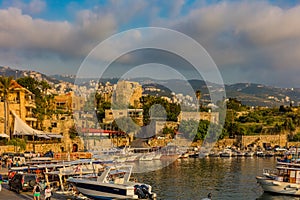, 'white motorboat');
256,161,300,196
139,153,155,161
67,165,157,199
219,149,232,157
